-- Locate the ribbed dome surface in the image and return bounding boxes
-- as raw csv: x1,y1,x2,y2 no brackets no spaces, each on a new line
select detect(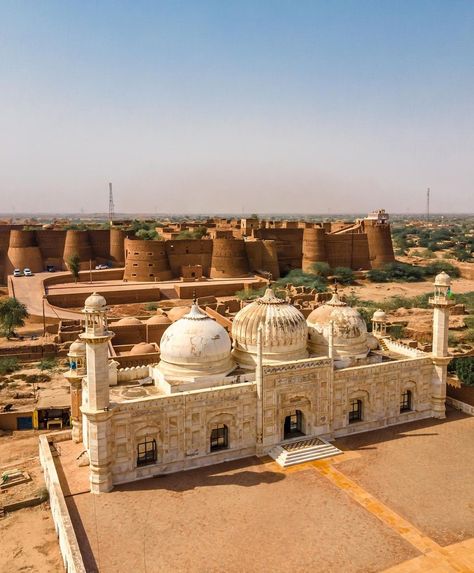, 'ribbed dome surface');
307,293,368,359
158,304,235,381
113,317,142,326
231,288,308,368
